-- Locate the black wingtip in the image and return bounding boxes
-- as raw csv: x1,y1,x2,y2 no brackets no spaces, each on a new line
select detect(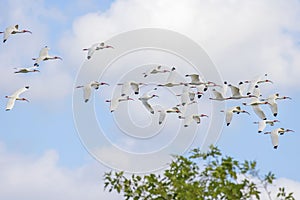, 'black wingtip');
135,92,139,95
274,113,277,117
184,125,188,127
258,131,262,133
3,39,7,43
198,95,202,99
274,146,278,149
5,109,10,111
204,87,208,92
246,92,251,95
263,118,267,120
151,111,154,114
25,86,30,89
85,99,89,103
227,123,230,126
